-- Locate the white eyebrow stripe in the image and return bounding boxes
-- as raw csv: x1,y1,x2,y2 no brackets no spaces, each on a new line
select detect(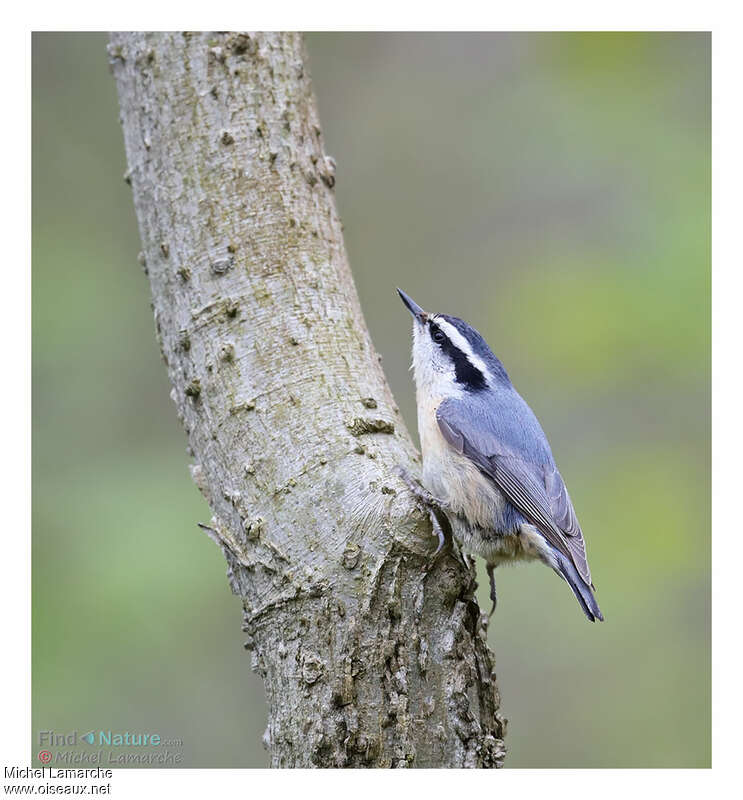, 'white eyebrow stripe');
433,316,492,384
